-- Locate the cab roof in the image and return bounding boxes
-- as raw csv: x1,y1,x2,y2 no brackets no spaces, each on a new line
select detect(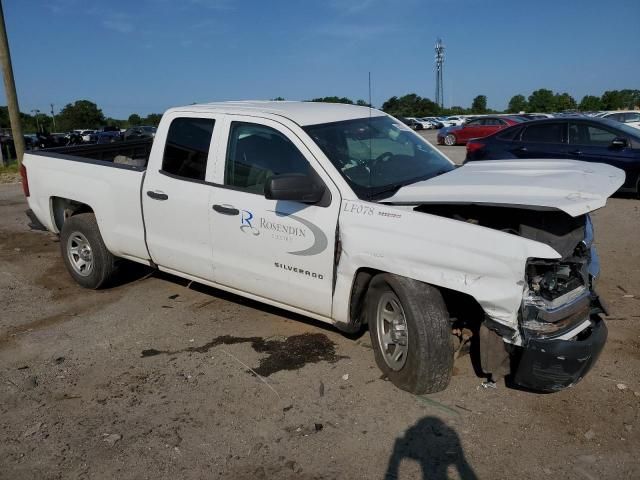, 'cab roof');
172,100,386,126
